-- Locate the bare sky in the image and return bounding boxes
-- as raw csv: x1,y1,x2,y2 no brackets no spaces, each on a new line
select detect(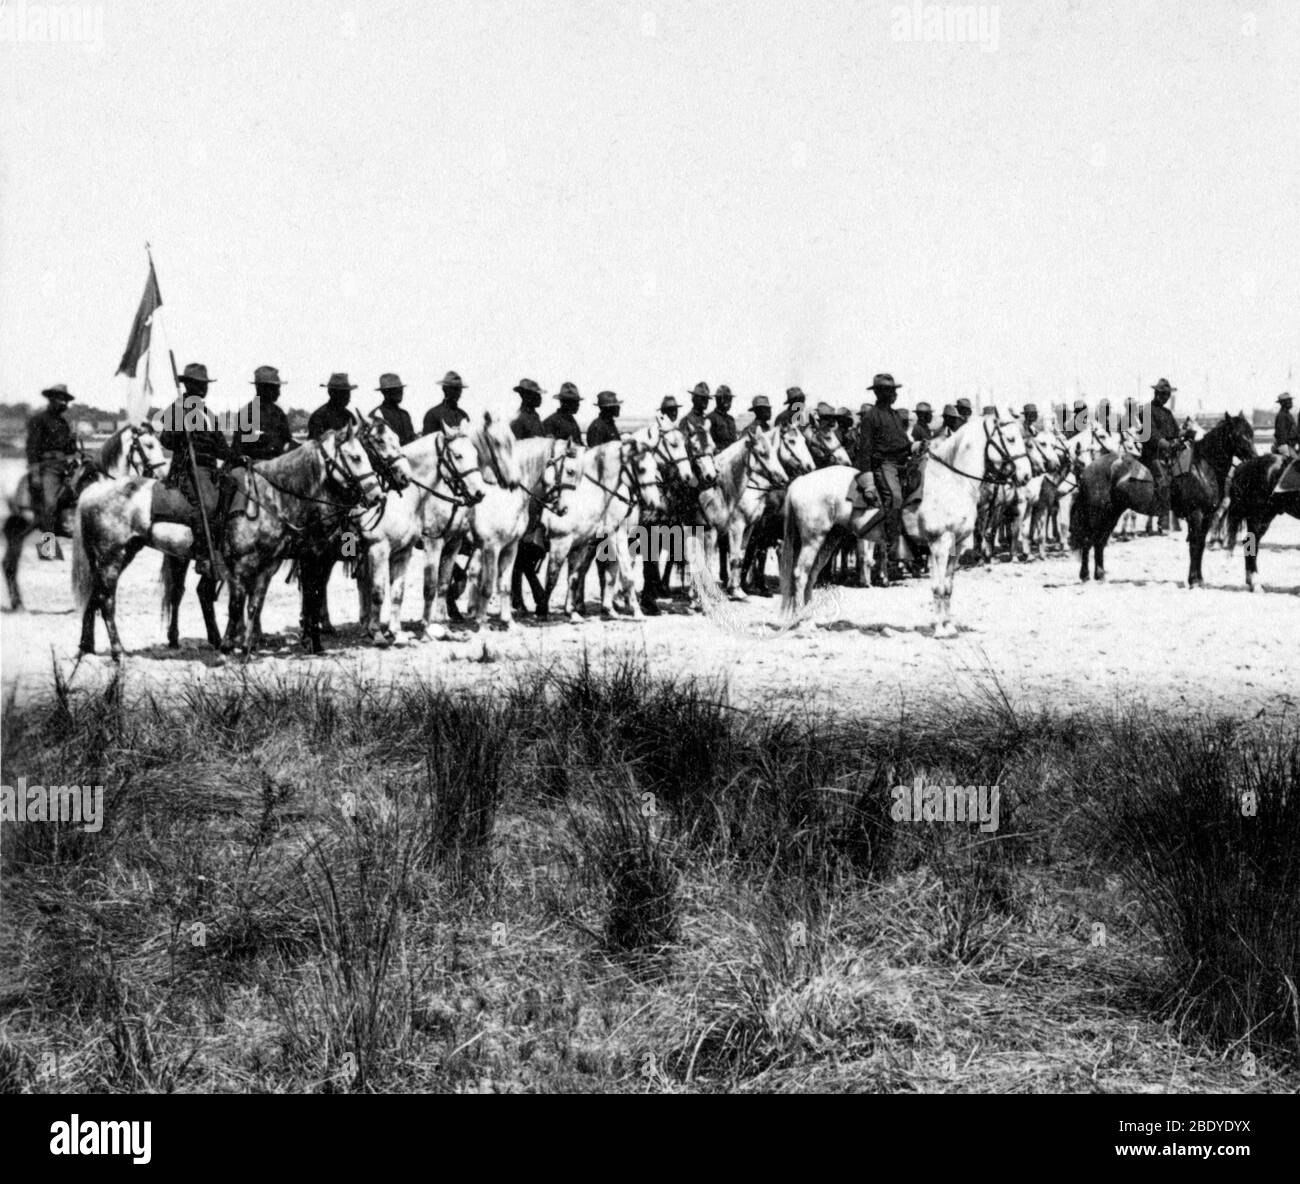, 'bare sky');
2,0,1297,421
